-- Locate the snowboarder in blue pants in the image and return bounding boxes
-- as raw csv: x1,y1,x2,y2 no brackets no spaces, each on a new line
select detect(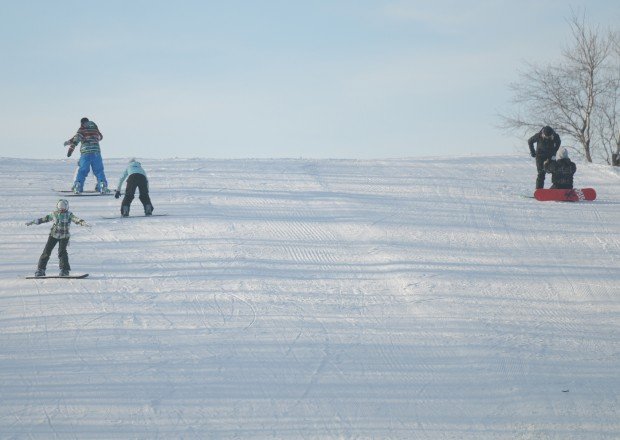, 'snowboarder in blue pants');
26,199,89,277
64,117,110,194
